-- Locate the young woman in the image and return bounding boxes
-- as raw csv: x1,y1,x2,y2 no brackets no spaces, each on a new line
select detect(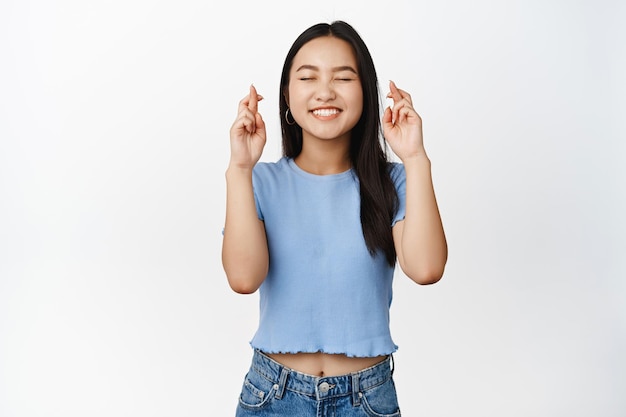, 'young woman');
223,20,447,416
